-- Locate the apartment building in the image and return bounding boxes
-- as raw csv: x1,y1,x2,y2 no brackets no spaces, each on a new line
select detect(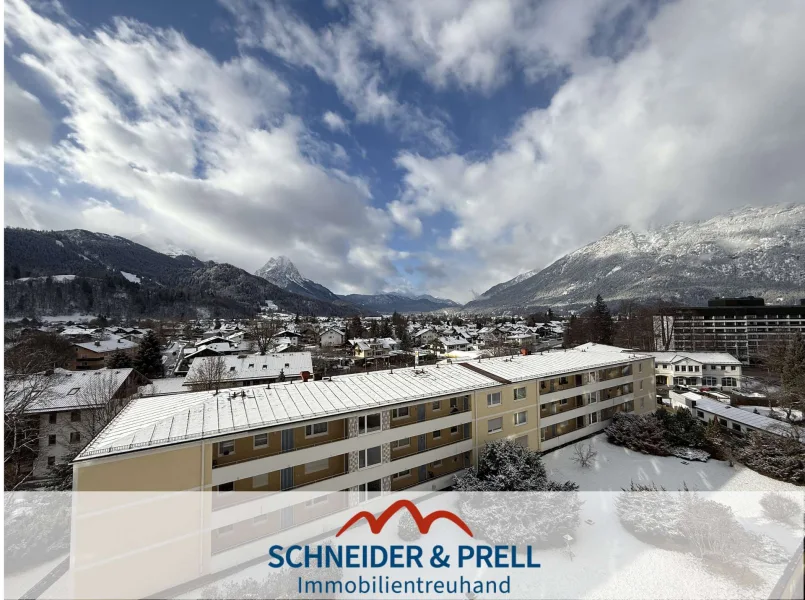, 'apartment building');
655,297,805,362
649,351,742,389
70,349,655,598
